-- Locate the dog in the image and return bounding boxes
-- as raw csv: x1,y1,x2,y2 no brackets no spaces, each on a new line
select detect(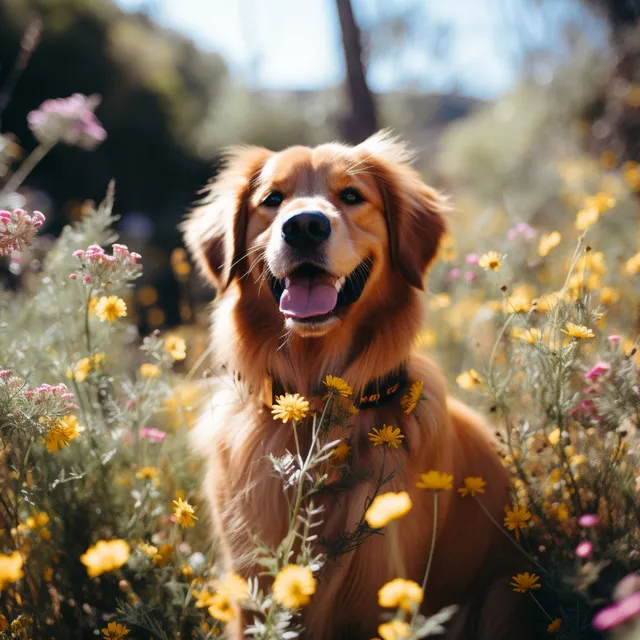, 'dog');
183,131,533,639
